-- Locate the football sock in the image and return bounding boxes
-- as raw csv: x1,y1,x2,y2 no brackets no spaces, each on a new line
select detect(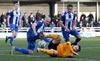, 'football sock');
42,49,56,55
42,37,52,42
8,36,14,45
15,48,29,54
73,38,81,45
